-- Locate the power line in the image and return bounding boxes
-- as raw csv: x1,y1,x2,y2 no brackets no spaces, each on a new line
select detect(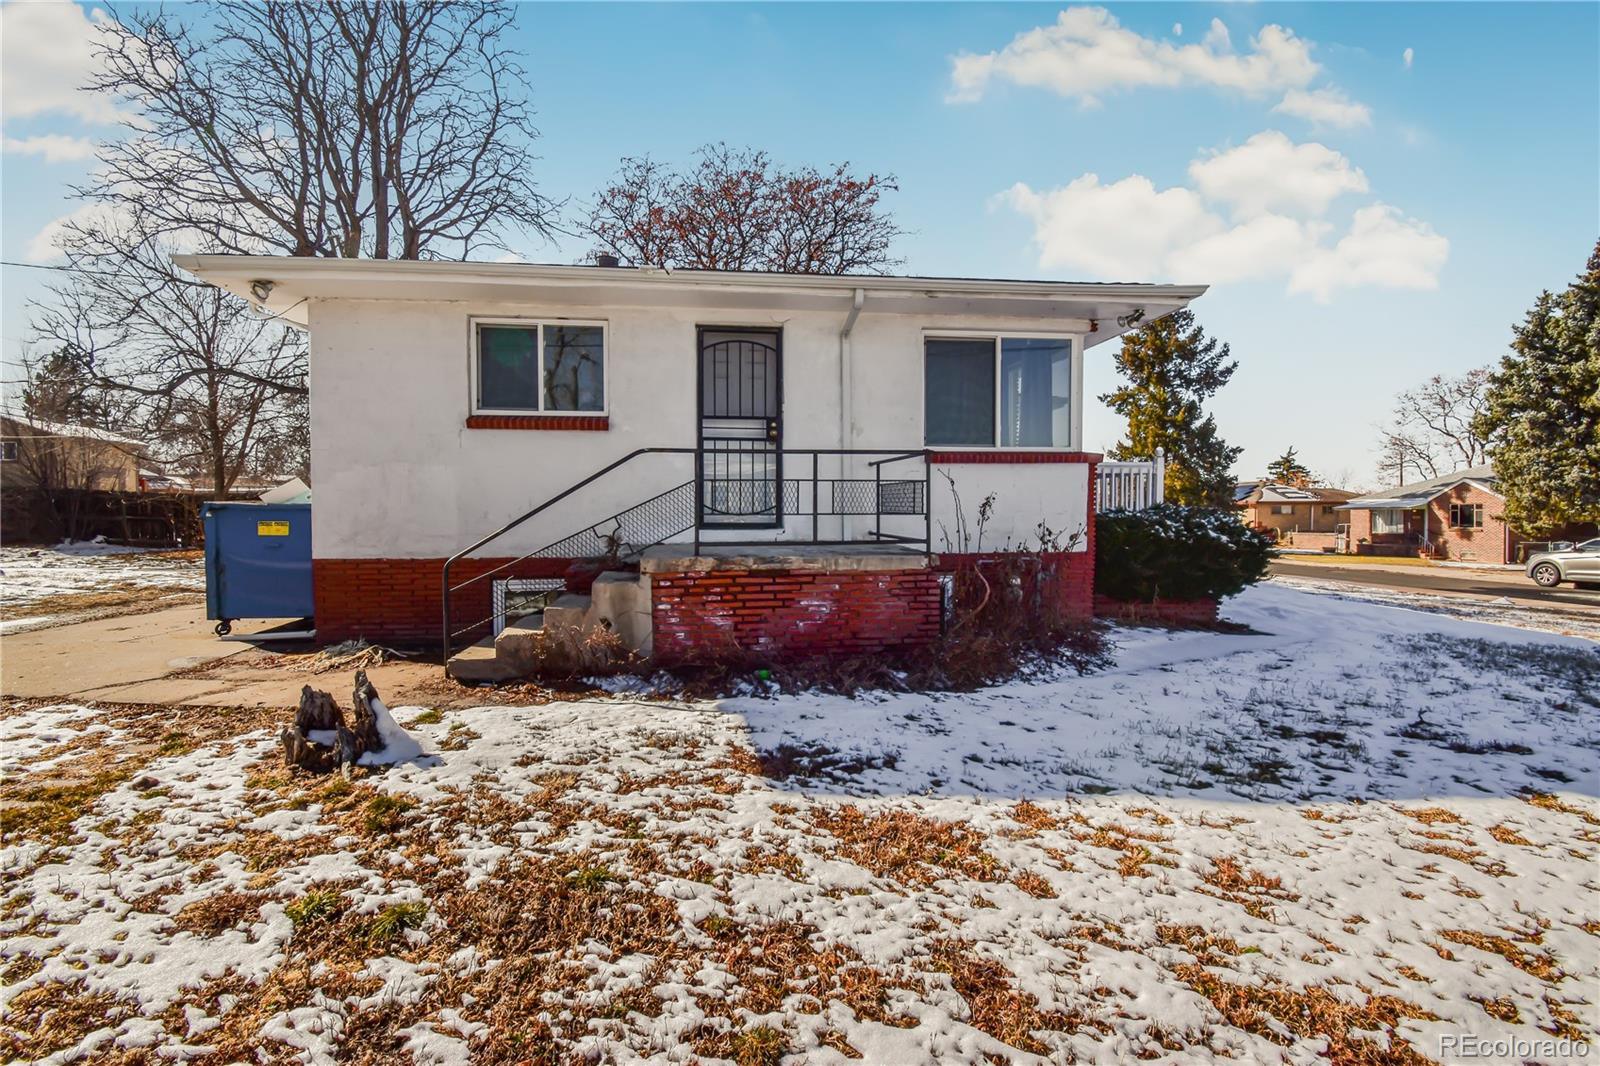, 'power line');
1,258,212,288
